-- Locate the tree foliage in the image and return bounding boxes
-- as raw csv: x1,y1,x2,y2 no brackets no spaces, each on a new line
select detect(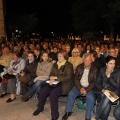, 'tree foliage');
72,0,120,35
